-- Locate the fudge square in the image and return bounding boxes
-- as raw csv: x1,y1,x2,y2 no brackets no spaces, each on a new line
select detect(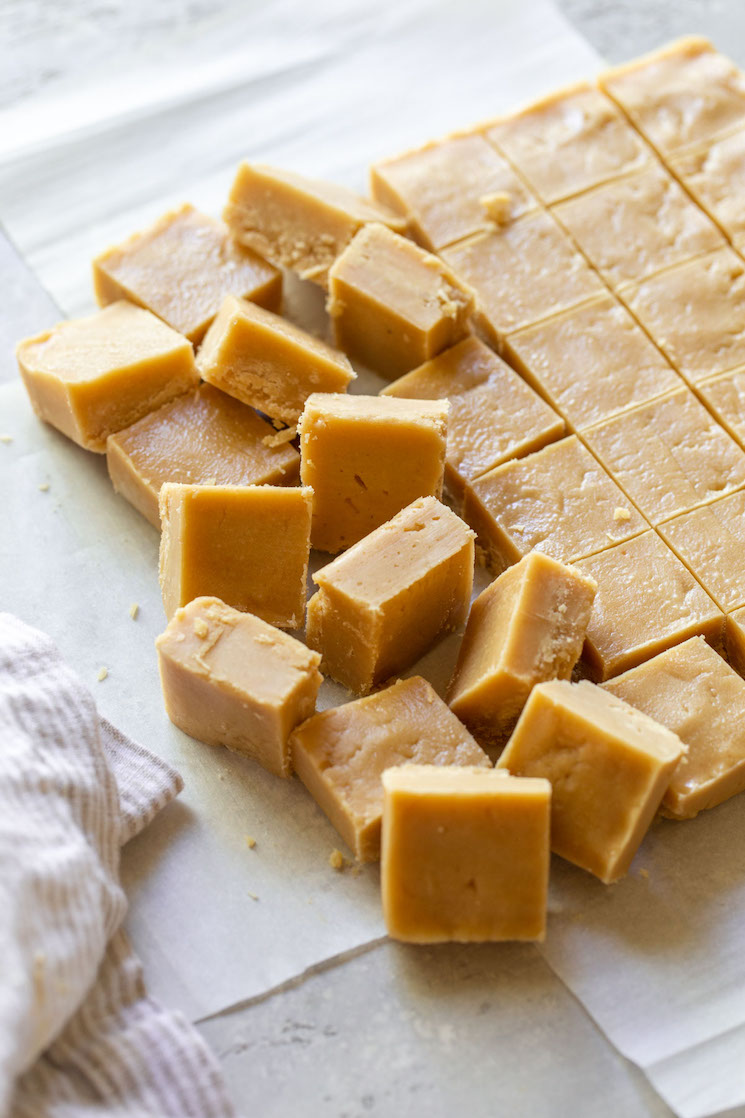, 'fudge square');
381,766,550,943
289,676,489,862
603,637,745,819
159,483,312,629
156,597,322,778
448,553,597,750
698,368,745,448
306,497,474,694
16,301,198,452
670,129,745,250
657,490,745,613
299,393,448,553
92,203,282,343
497,680,684,882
